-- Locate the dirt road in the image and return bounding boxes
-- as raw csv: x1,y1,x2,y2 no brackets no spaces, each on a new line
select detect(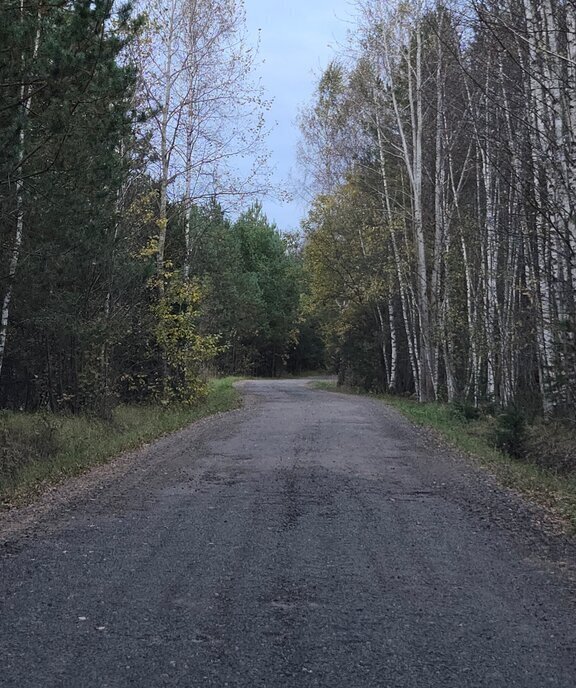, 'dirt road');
1,379,576,686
